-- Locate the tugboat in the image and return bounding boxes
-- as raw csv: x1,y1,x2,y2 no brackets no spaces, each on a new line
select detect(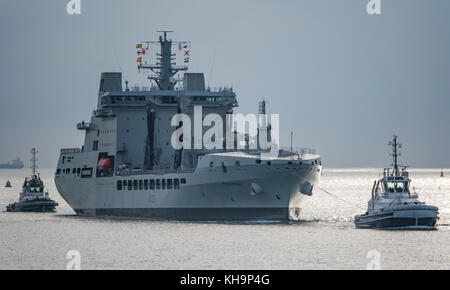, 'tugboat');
6,148,58,212
5,180,12,188
354,136,439,230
